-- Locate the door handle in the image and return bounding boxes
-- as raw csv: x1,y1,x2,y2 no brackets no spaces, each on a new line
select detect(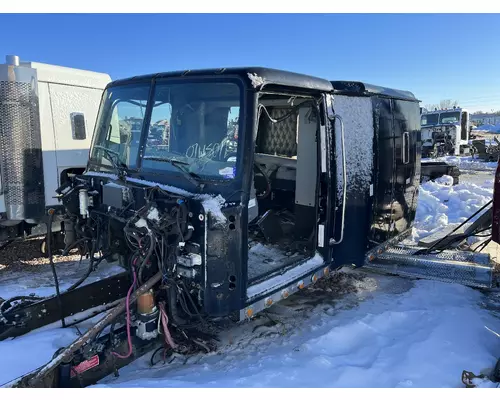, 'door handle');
402,131,410,165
